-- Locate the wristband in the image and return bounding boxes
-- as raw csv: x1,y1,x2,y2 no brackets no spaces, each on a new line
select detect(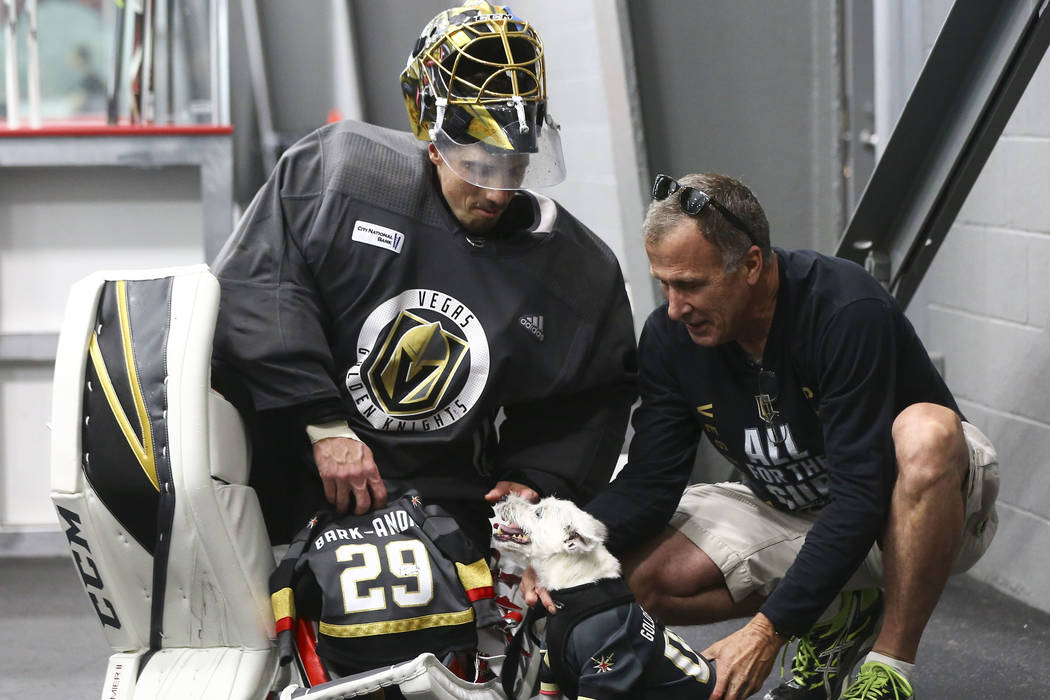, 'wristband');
305,420,360,444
